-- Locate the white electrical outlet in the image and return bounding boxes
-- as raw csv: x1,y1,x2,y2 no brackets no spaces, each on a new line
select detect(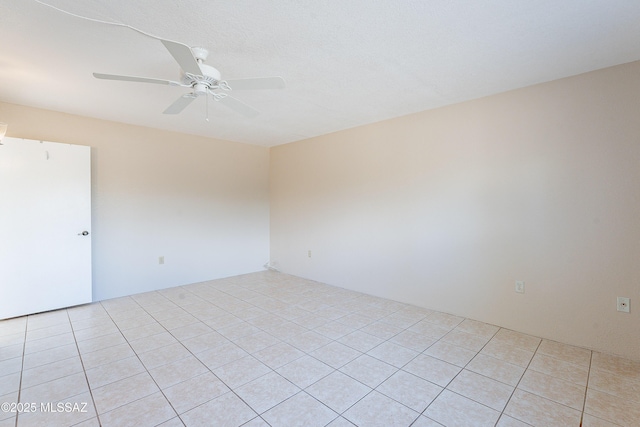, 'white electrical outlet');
515,281,525,293
159,256,164,265
308,250,311,258
617,297,630,313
